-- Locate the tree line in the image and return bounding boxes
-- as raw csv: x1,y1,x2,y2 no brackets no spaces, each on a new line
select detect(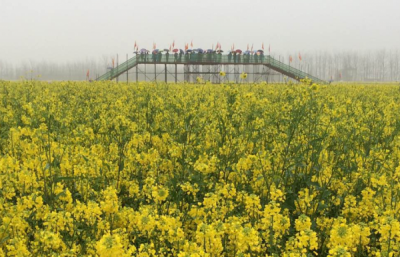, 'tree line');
1,50,399,82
